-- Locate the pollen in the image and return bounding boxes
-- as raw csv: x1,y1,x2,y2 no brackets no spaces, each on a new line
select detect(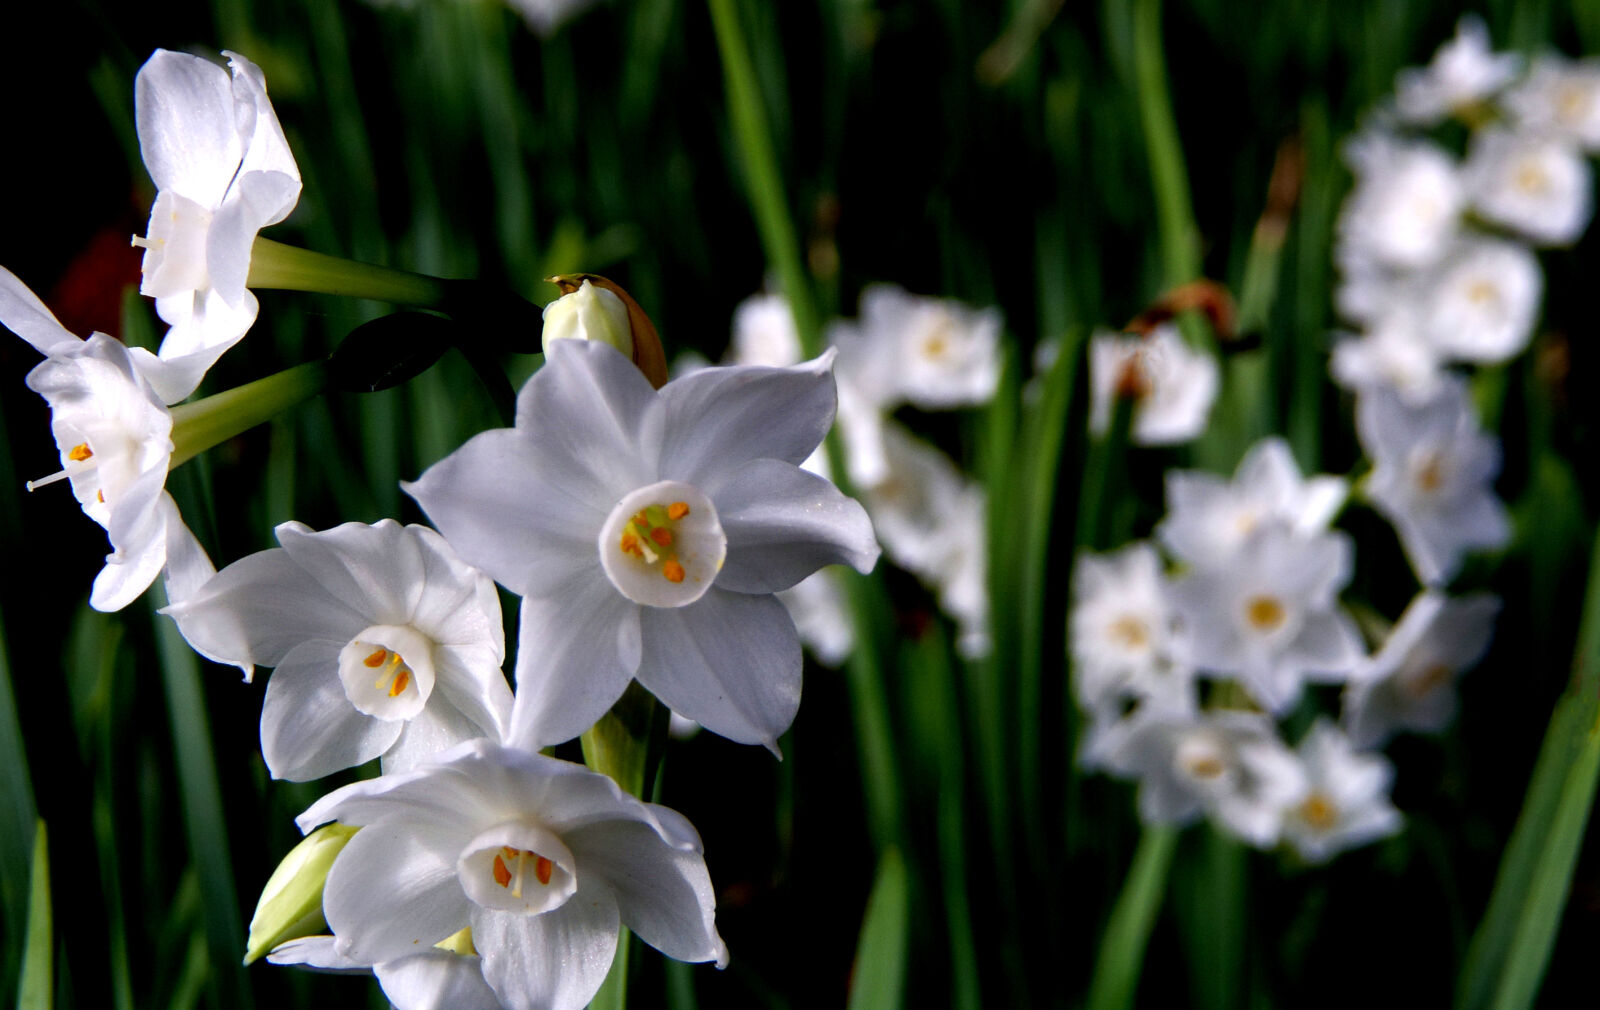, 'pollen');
1299,792,1338,832
650,527,673,547
663,560,686,583
1245,595,1287,632
535,856,553,886
493,846,554,899
492,852,512,888
371,649,413,697
68,443,93,462
620,501,695,583
1186,755,1226,780
363,648,389,668
667,502,690,520
390,670,411,697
